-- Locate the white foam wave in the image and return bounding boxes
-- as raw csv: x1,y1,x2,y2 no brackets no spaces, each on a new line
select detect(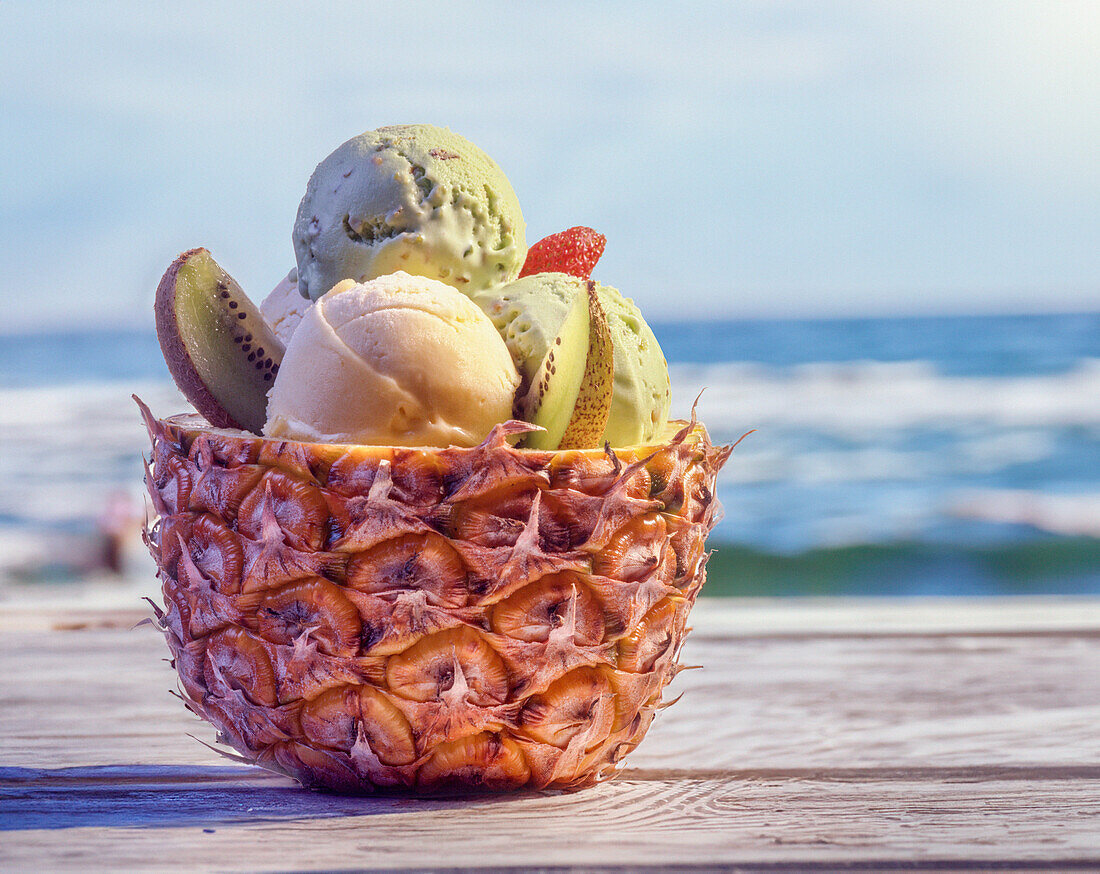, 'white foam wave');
671,357,1100,435
717,428,1059,487
0,381,183,524
949,489,1100,538
0,370,1096,568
